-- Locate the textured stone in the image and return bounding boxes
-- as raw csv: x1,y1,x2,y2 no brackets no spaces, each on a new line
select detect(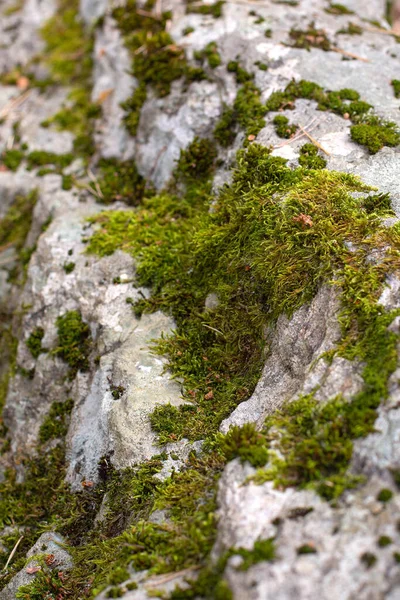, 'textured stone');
1,532,72,600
